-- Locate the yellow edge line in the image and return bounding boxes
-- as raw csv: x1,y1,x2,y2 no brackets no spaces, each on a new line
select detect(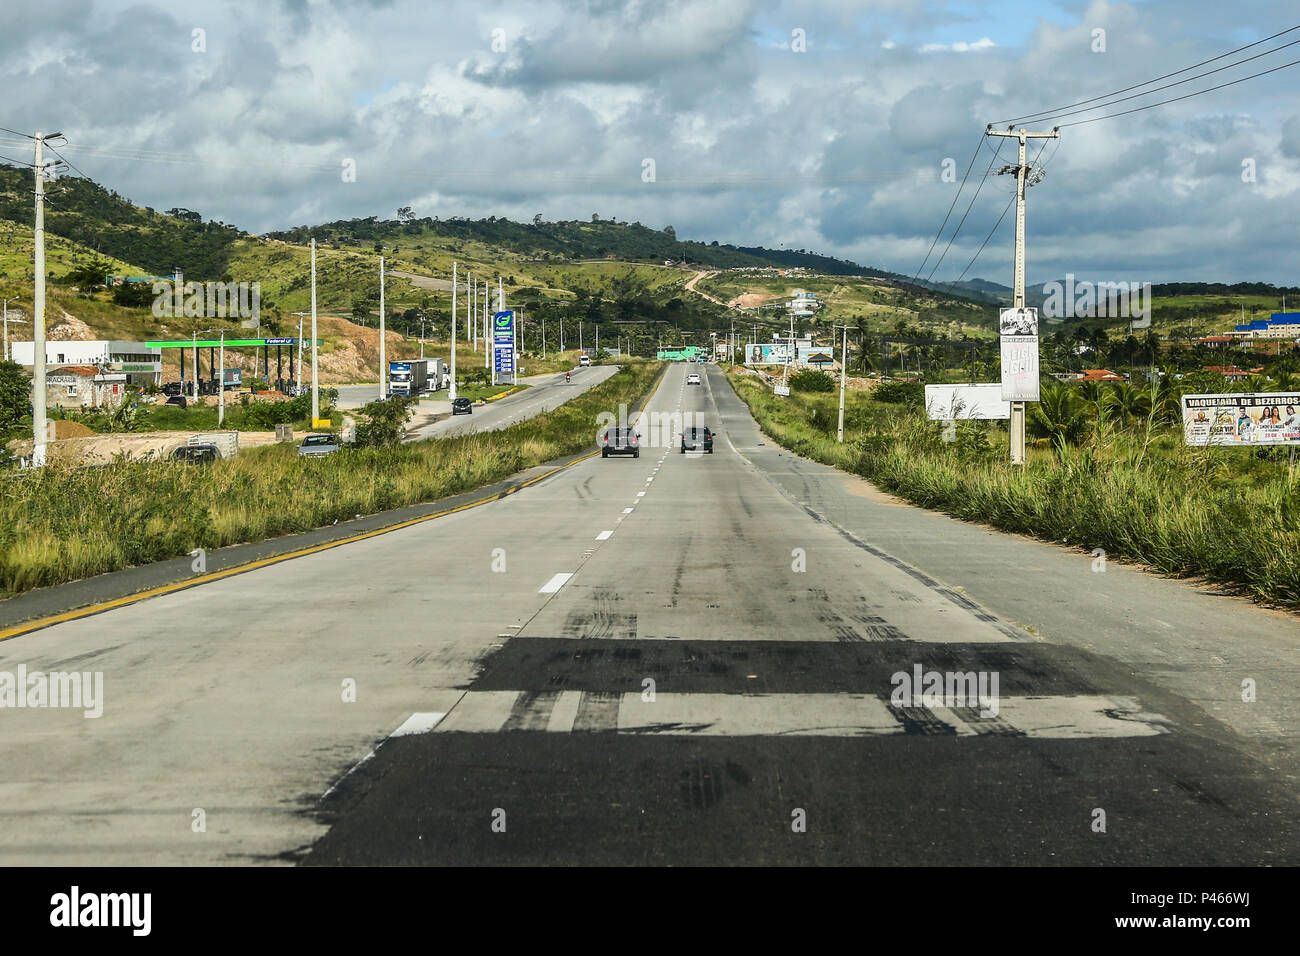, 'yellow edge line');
0,450,601,643
0,363,669,645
